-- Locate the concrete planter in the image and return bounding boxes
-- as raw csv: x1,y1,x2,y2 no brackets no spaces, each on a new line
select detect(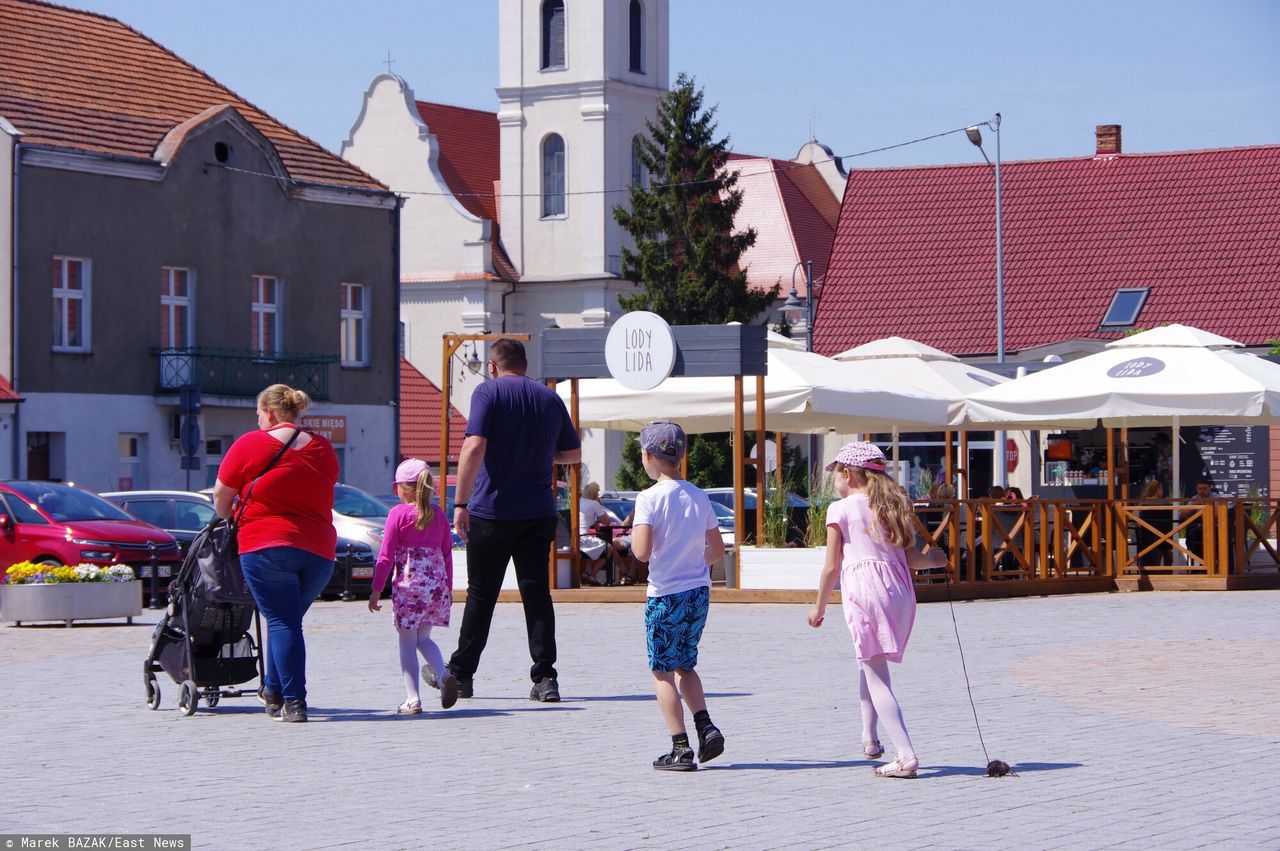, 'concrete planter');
0,581,142,627
737,546,826,590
